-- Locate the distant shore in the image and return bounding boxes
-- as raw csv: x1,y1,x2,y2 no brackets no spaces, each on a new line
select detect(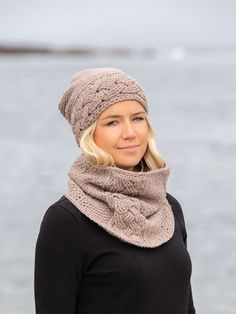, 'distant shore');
0,43,159,58
0,43,235,60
